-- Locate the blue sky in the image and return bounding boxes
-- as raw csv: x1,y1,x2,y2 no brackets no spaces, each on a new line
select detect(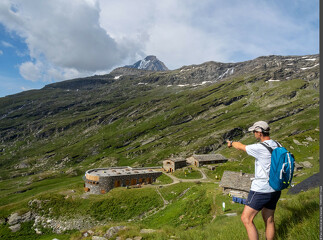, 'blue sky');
0,0,319,97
